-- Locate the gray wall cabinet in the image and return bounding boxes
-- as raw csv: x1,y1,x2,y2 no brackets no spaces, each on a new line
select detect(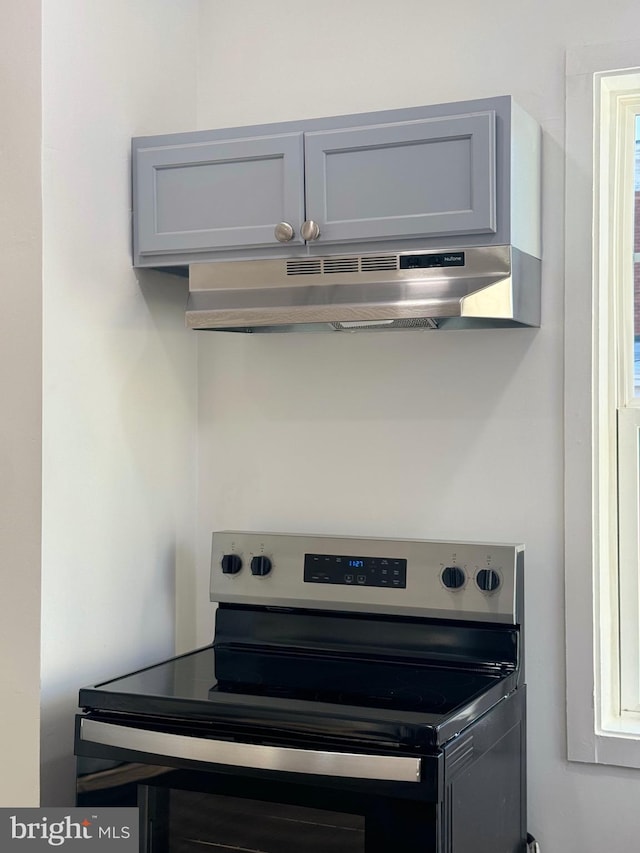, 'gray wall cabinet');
132,96,540,267
135,133,306,256
304,111,496,245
